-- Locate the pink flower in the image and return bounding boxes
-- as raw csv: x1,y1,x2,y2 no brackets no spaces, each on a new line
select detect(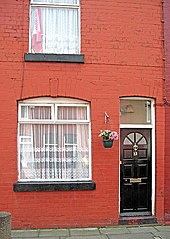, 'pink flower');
99,130,118,141
109,131,118,140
